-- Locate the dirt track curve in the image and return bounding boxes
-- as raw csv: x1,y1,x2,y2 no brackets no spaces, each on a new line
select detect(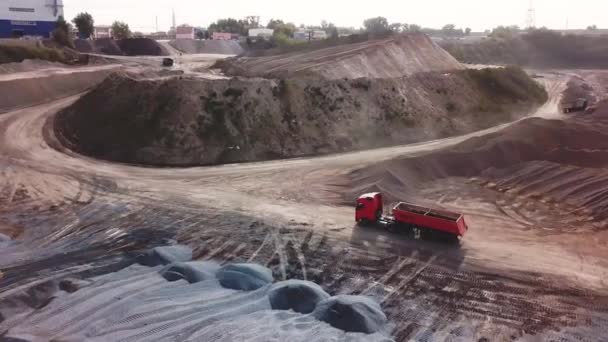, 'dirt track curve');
1,67,608,341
